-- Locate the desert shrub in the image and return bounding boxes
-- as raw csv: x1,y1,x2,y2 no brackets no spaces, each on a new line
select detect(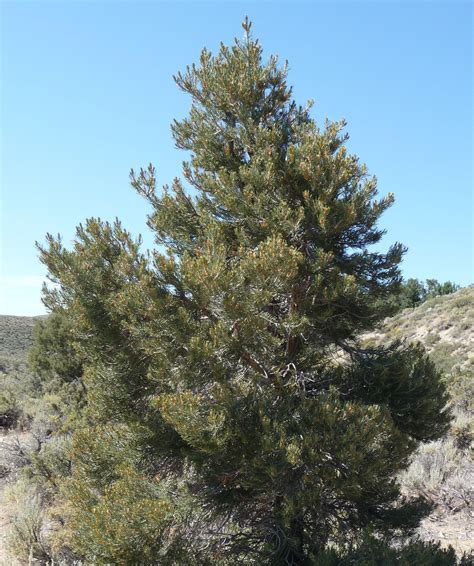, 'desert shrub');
0,387,21,428
0,432,35,479
450,367,474,412
451,420,473,452
0,311,87,565
449,294,472,310
399,433,473,513
4,477,52,562
400,439,459,495
427,342,460,375
0,315,38,361
0,352,44,433
452,426,472,452
425,332,441,347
